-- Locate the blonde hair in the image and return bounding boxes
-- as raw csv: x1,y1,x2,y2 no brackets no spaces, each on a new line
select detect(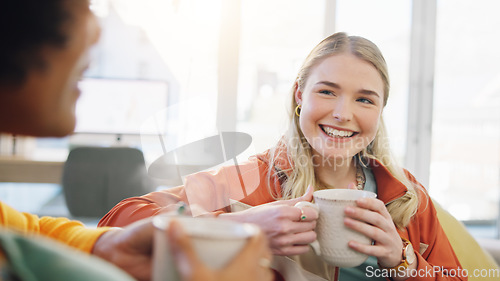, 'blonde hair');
268,32,419,229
